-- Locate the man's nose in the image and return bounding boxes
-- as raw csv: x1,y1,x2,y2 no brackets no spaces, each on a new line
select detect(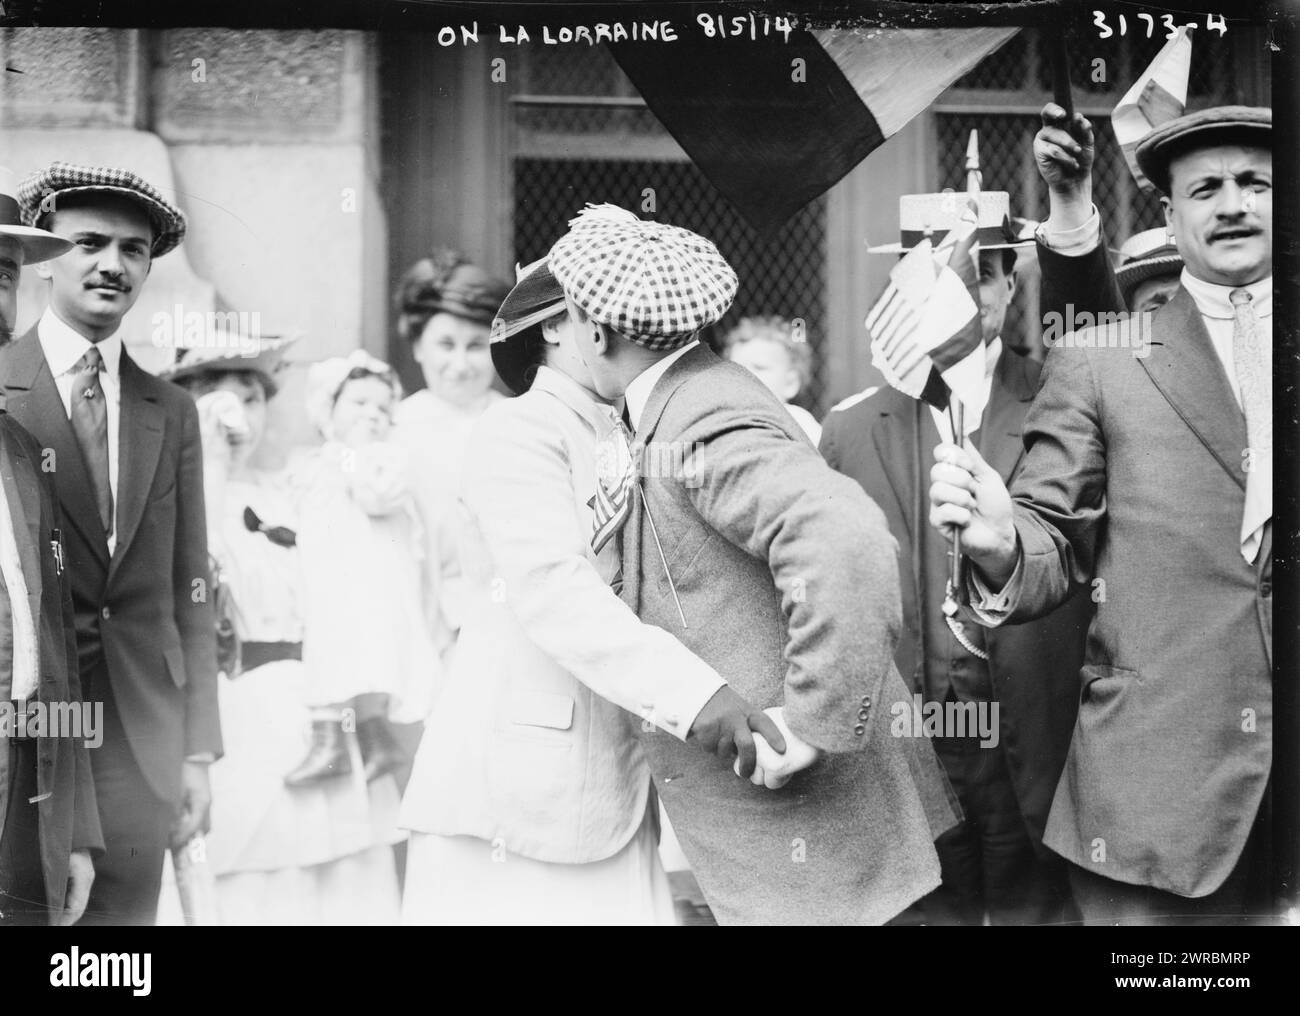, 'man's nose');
1217,181,1250,218
97,243,126,276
